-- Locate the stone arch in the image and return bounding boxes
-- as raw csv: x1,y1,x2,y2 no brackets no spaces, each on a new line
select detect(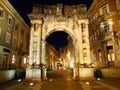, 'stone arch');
45,29,75,71
45,28,75,42
26,3,93,81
